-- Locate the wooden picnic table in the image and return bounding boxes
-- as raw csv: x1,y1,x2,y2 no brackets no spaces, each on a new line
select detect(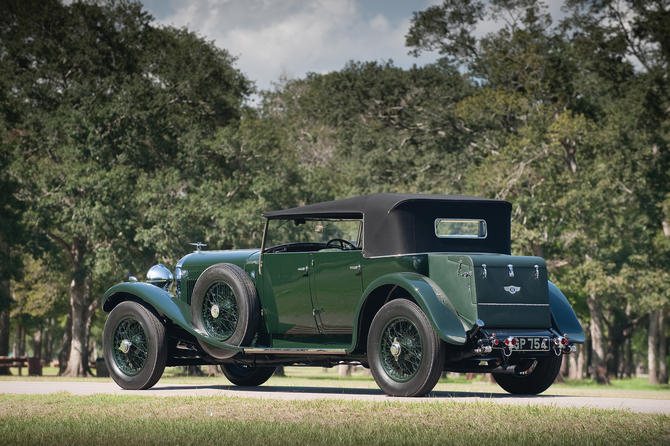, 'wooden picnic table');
0,356,43,376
